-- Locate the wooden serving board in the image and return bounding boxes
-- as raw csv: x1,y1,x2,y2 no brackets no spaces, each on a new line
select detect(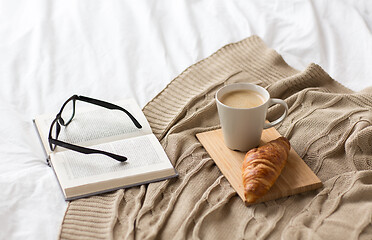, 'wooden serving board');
196,128,322,205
